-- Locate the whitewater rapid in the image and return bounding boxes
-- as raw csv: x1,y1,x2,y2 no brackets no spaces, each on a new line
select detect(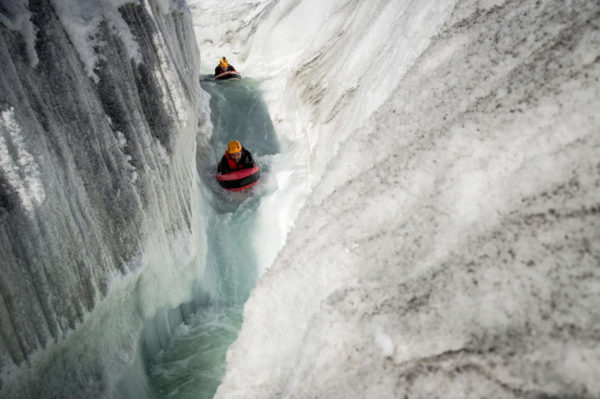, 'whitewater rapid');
146,76,281,398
